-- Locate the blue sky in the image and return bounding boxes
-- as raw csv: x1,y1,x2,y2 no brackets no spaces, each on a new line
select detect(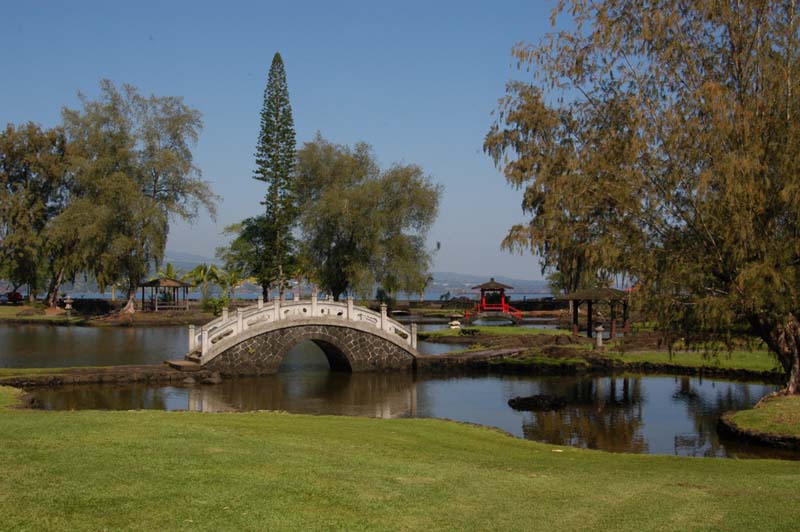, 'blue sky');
1,1,564,279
